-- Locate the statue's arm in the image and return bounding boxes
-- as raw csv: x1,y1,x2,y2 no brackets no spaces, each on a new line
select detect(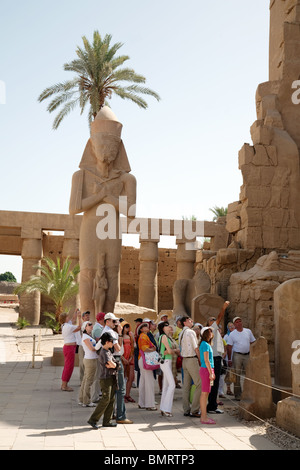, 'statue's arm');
69,170,107,215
